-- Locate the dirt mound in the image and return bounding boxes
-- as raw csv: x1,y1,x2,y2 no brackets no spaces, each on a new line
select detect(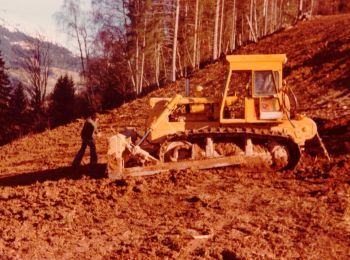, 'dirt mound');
0,15,349,259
